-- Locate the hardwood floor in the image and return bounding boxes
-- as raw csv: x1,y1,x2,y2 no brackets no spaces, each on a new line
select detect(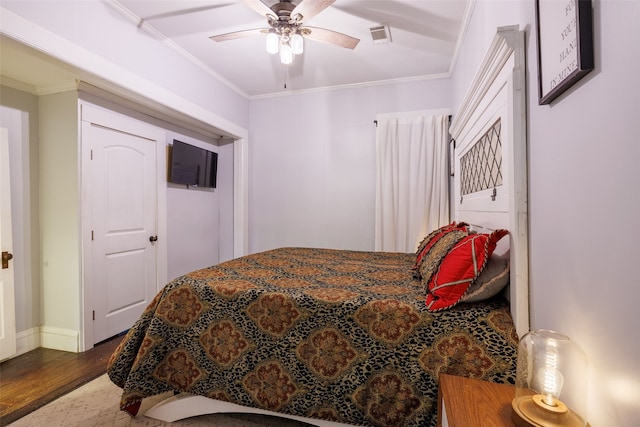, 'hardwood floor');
0,335,124,426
